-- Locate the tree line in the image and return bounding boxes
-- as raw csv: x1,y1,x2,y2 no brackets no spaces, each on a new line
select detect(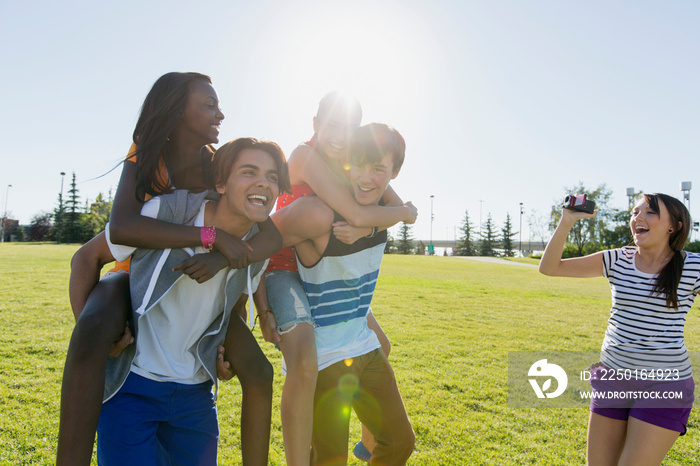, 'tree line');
2,172,113,243
451,182,700,258
8,180,699,255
